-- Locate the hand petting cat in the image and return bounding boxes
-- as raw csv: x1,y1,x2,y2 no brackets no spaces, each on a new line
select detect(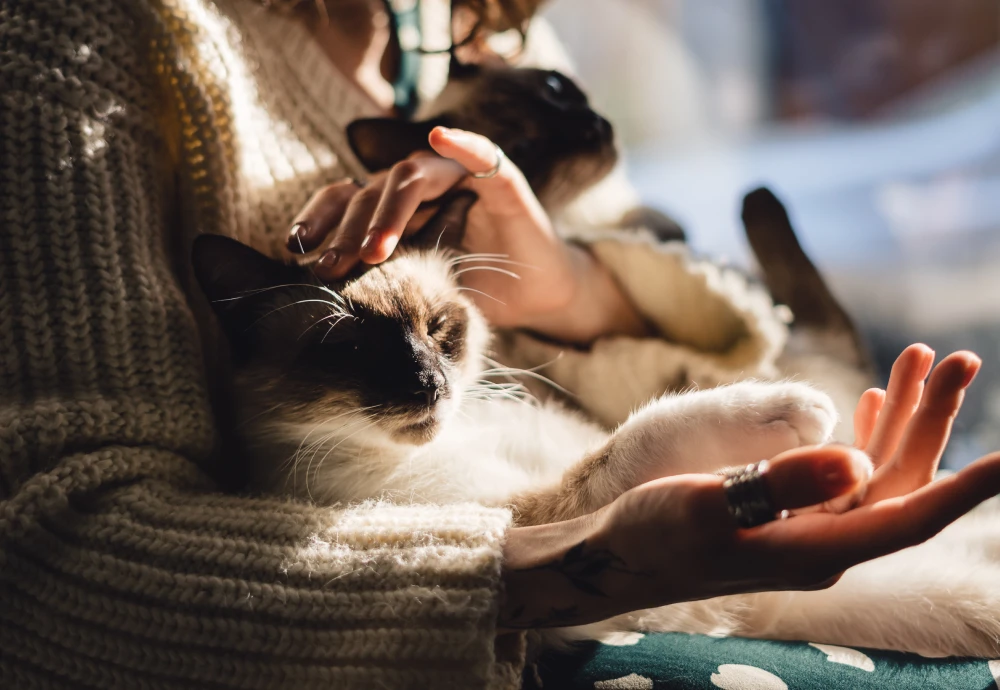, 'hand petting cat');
285,127,649,344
